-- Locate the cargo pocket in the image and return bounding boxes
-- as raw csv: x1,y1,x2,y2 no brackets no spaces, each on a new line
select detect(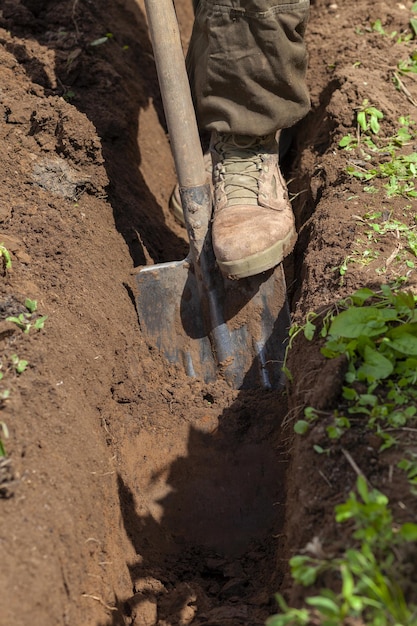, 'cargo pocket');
187,0,311,135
